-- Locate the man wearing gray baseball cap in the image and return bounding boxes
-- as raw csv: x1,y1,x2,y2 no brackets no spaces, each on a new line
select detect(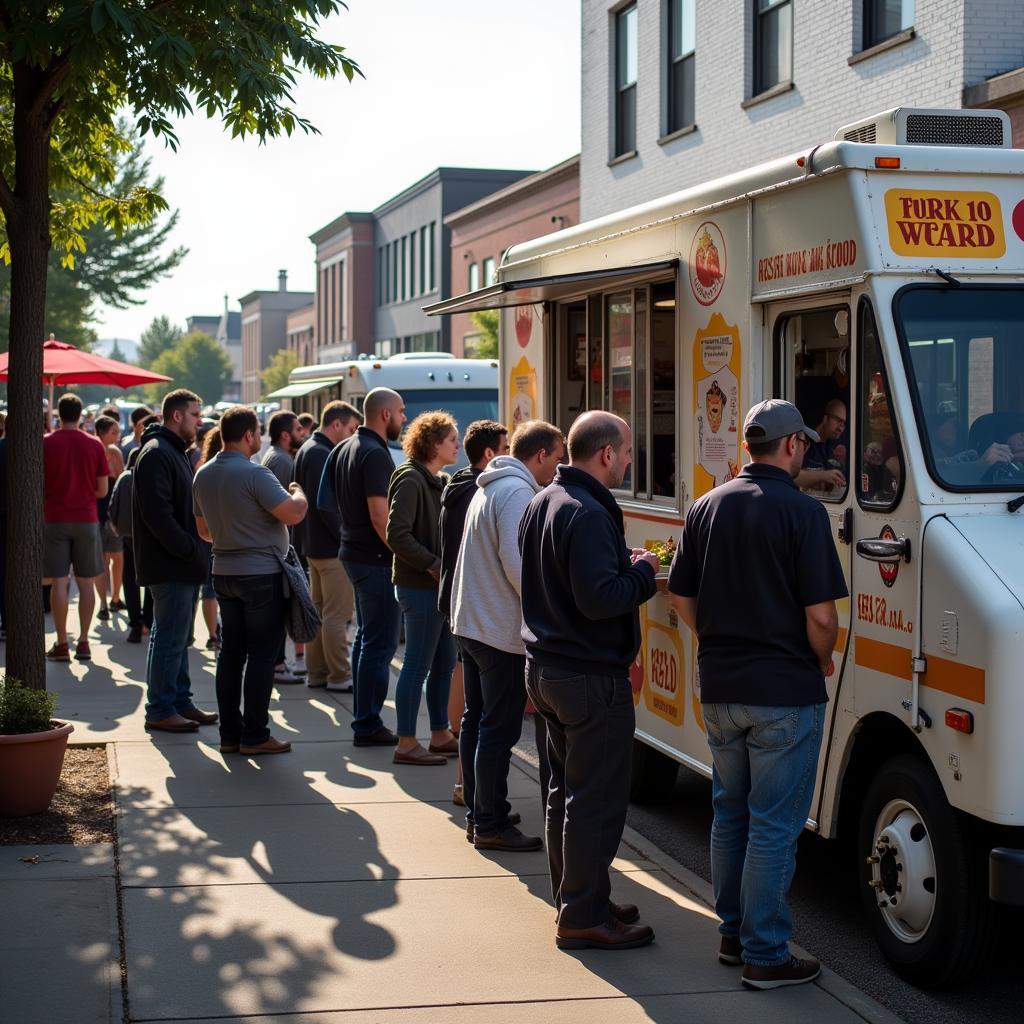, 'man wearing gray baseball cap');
666,398,847,990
